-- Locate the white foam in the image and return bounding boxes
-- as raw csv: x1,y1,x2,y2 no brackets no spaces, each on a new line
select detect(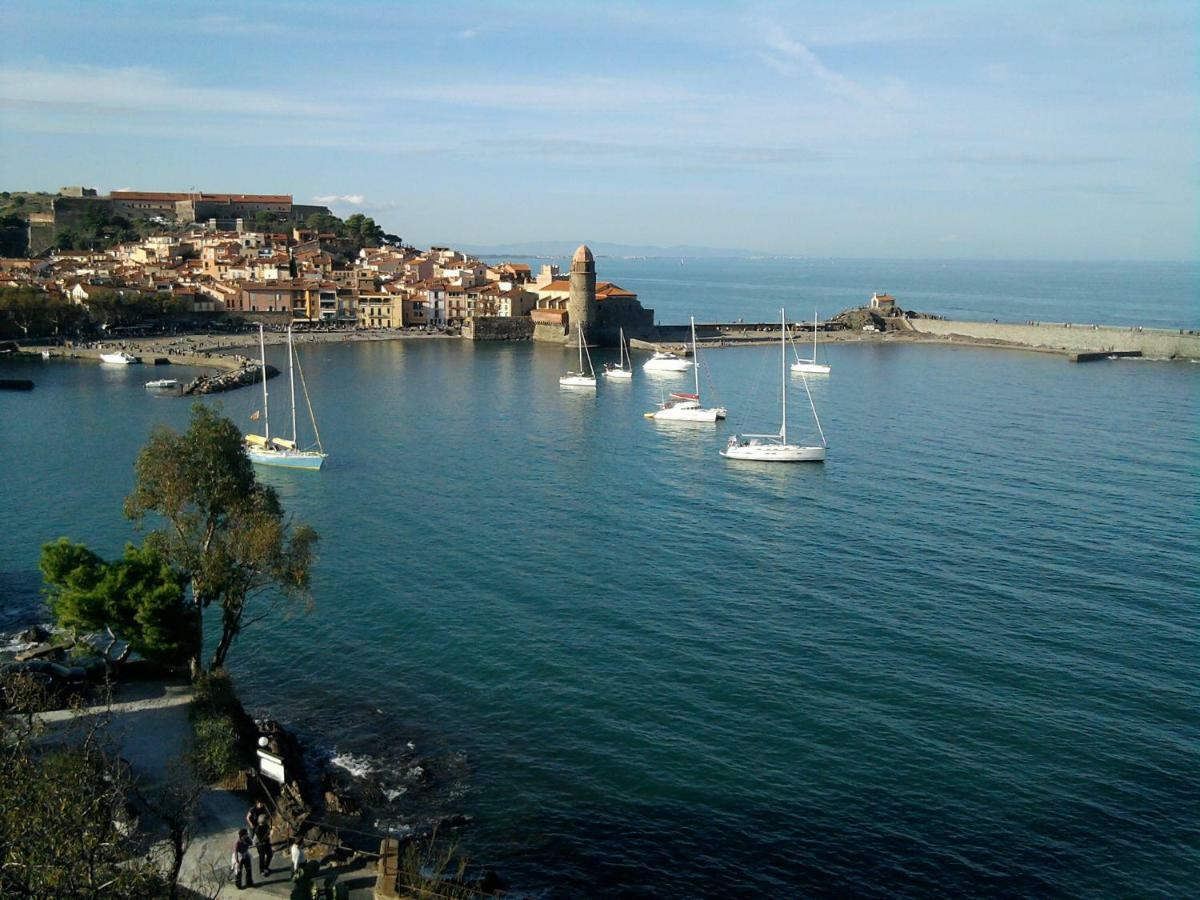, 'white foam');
329,752,379,779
